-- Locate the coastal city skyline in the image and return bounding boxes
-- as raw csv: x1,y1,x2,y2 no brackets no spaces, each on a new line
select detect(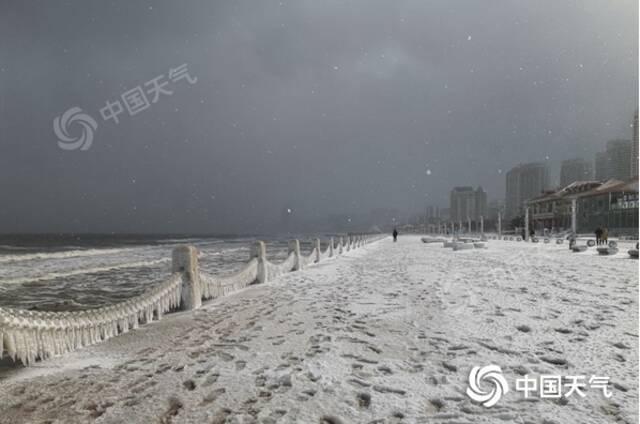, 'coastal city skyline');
304,108,639,234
